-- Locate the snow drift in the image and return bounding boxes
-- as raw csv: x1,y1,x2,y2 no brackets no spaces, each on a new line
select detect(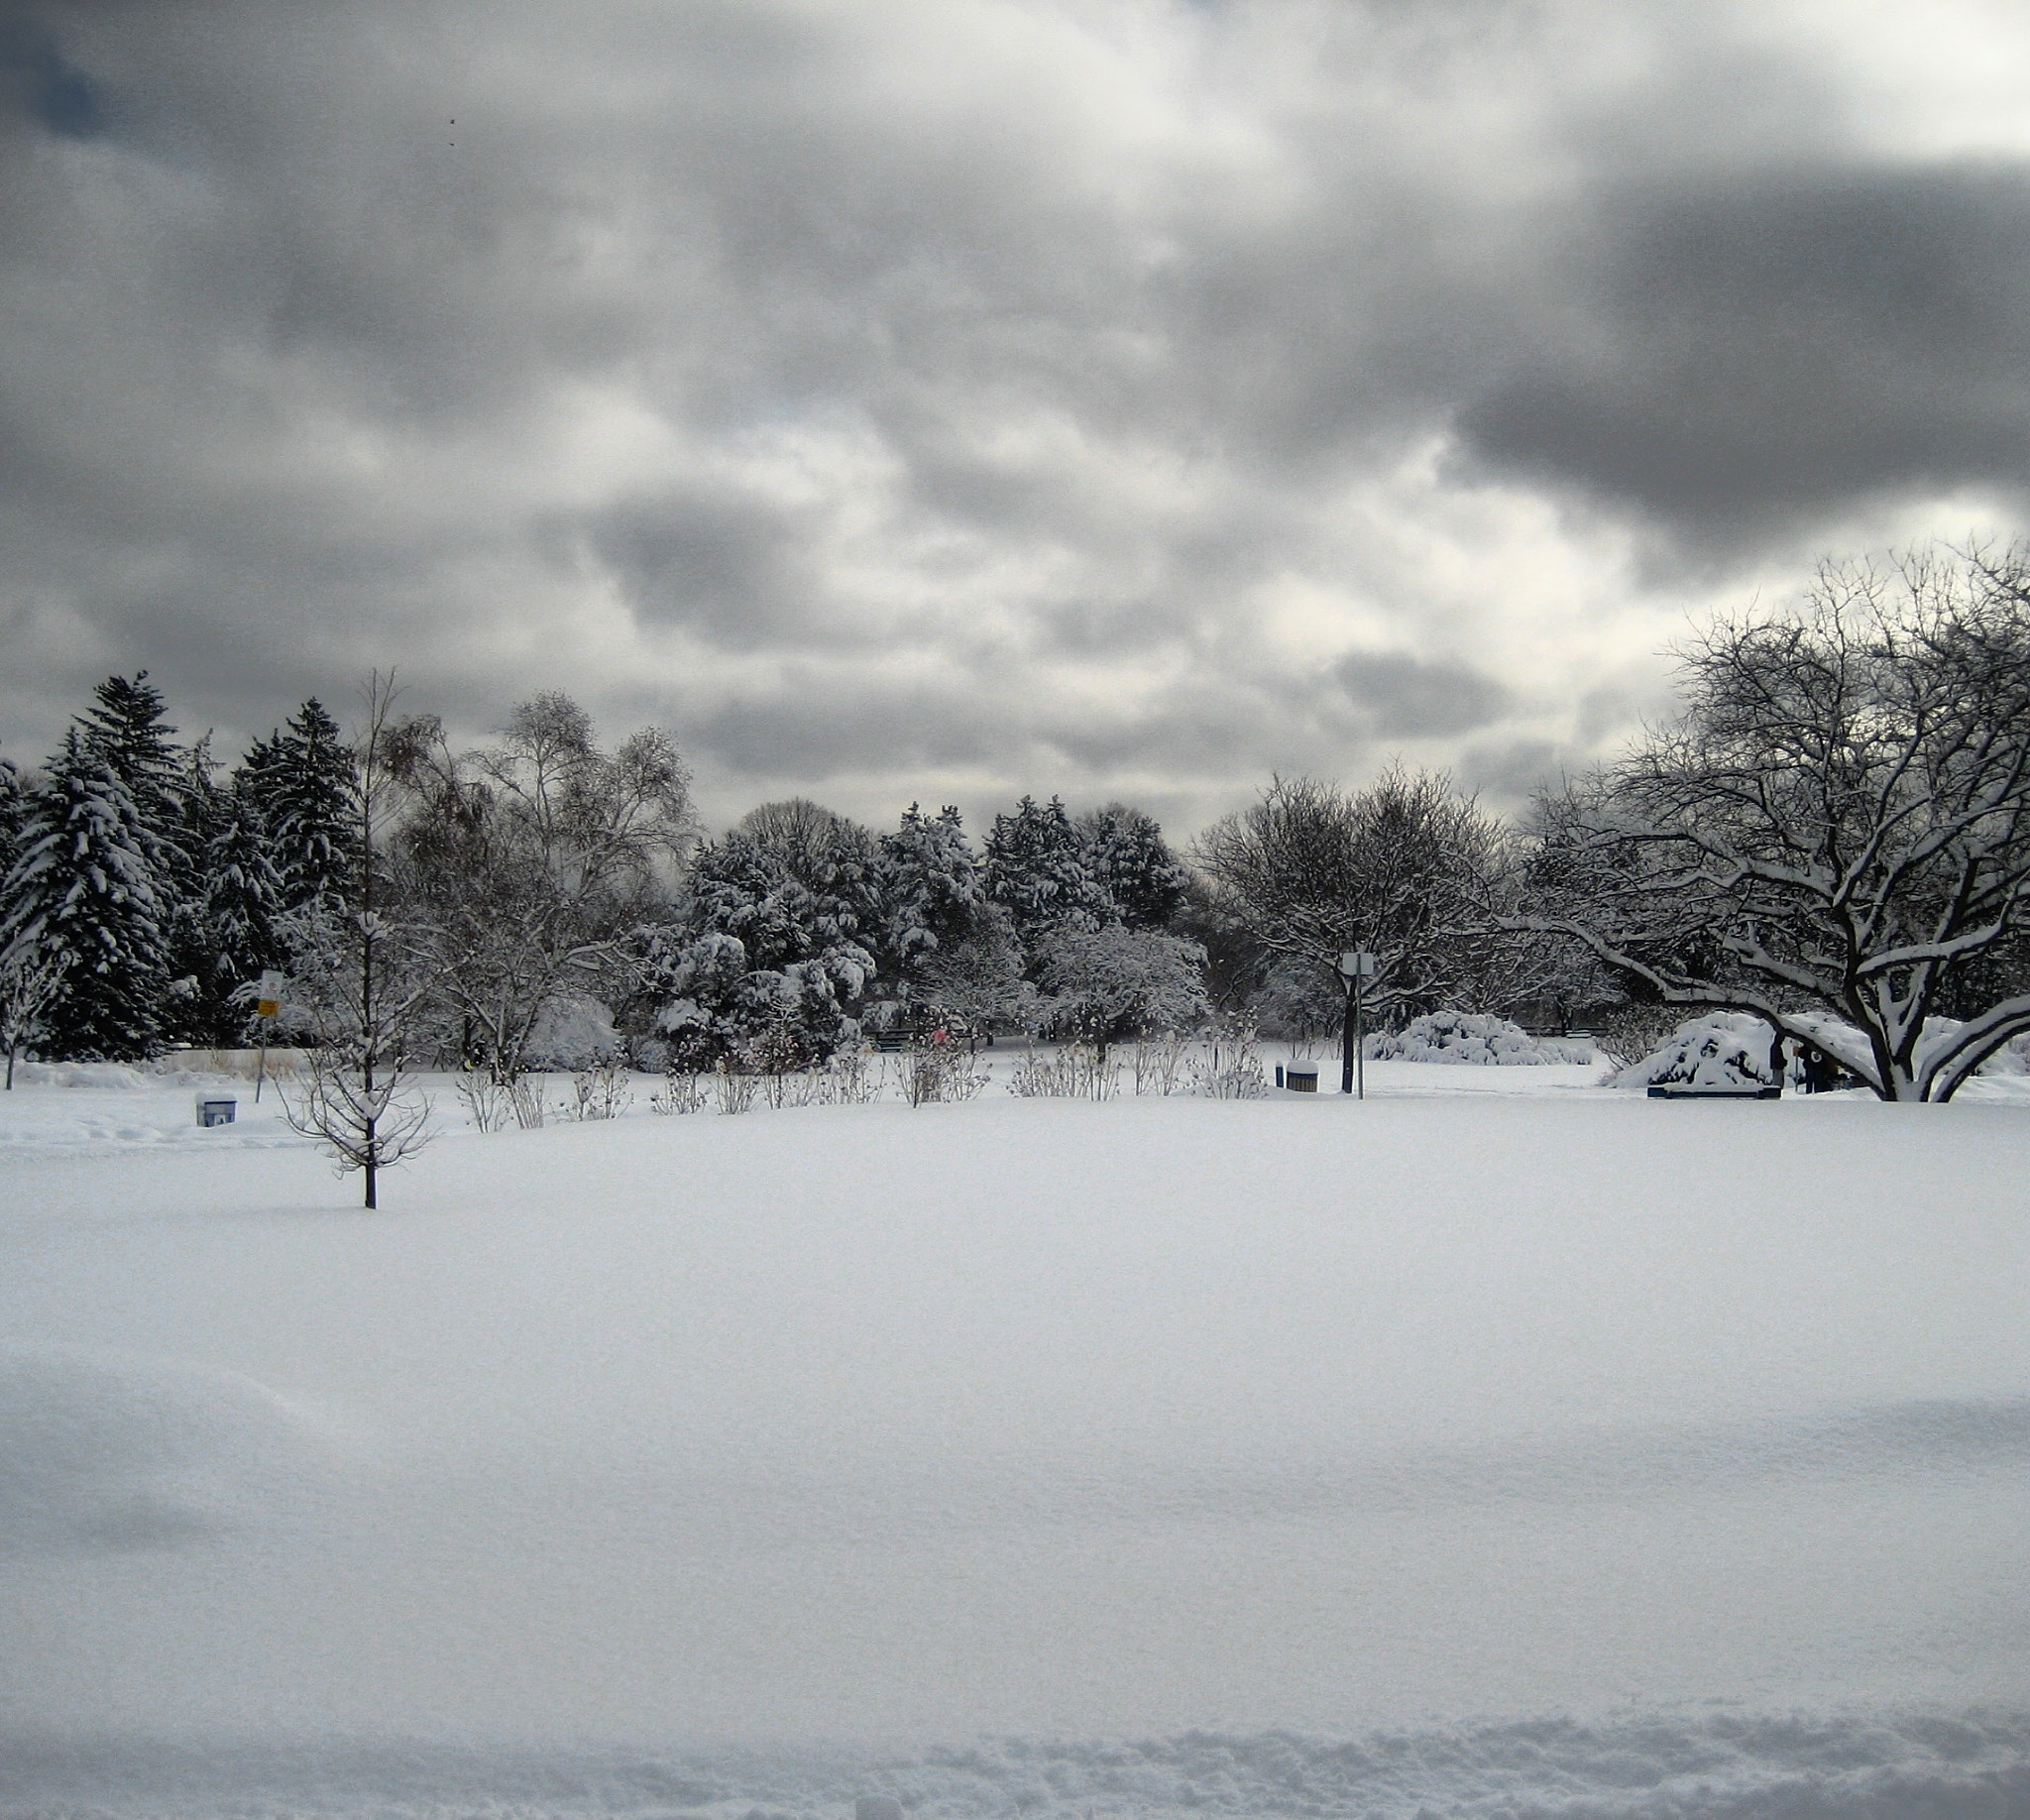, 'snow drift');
3,1069,2029,1812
